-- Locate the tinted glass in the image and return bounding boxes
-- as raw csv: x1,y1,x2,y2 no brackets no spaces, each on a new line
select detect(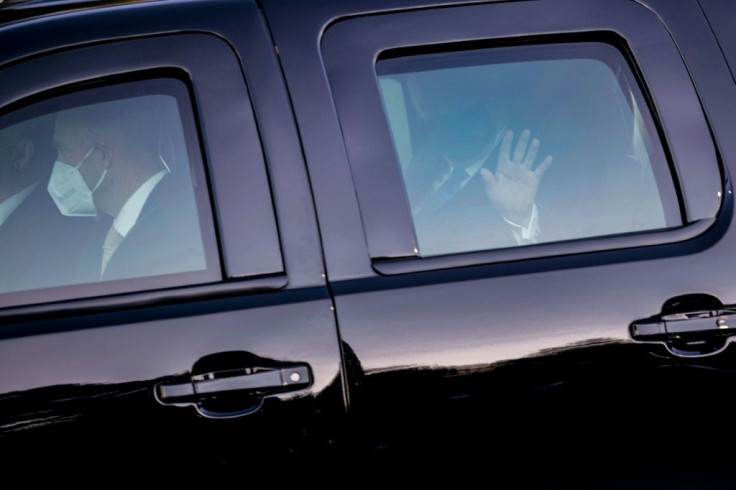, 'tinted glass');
0,79,218,295
377,42,680,256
